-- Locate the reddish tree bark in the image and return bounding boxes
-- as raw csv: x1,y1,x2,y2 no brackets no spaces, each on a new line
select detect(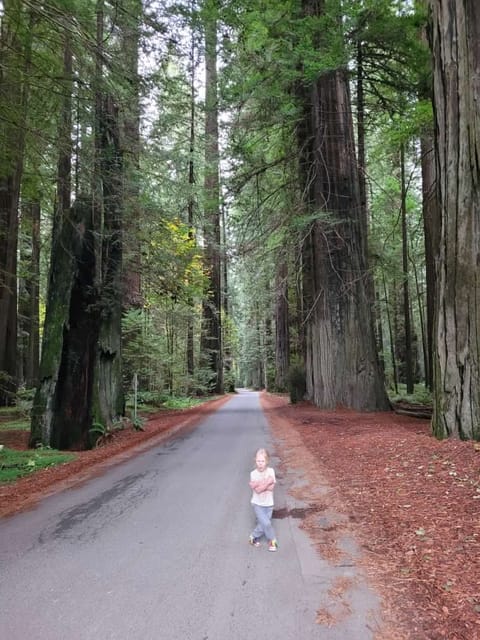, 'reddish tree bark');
430,0,480,439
